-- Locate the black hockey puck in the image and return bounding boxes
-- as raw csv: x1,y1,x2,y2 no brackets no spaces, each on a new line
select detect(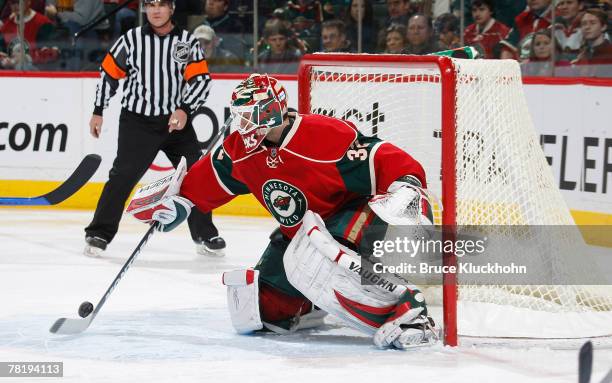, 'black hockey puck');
78,301,94,318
